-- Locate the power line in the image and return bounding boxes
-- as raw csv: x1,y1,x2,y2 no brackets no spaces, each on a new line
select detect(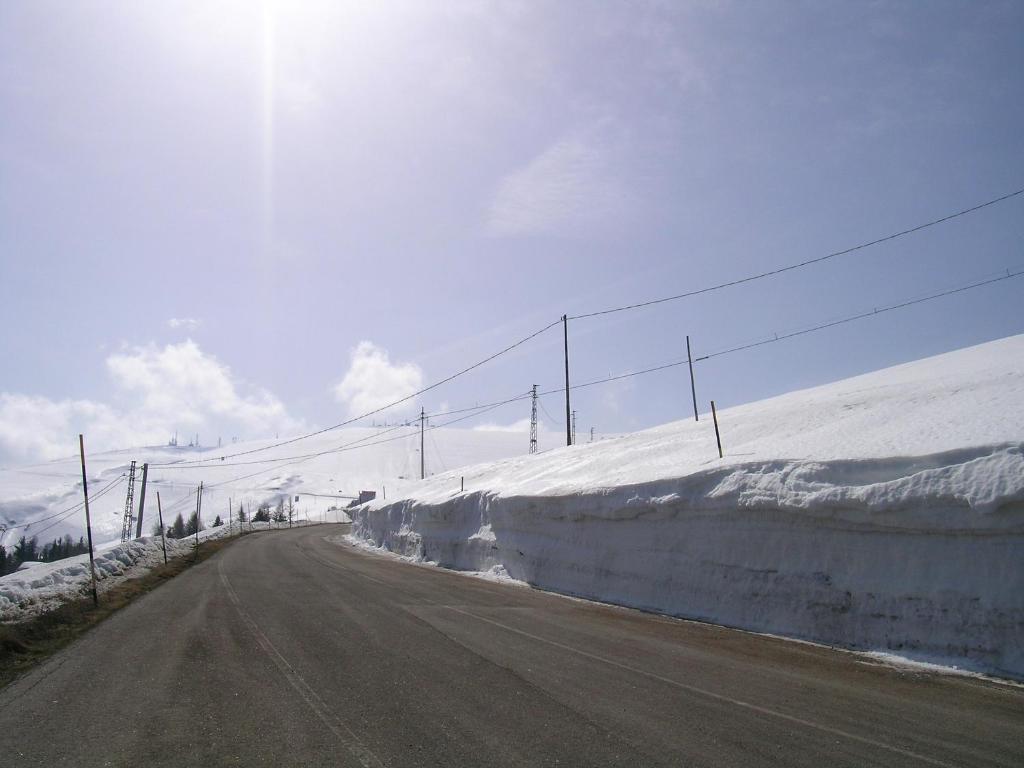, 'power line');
202,397,521,493
695,268,1024,362
540,266,1024,396
150,323,560,468
538,397,561,425
424,391,533,419
153,423,416,469
30,265,1012,509
150,392,537,473
569,187,1024,320
1,474,126,534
